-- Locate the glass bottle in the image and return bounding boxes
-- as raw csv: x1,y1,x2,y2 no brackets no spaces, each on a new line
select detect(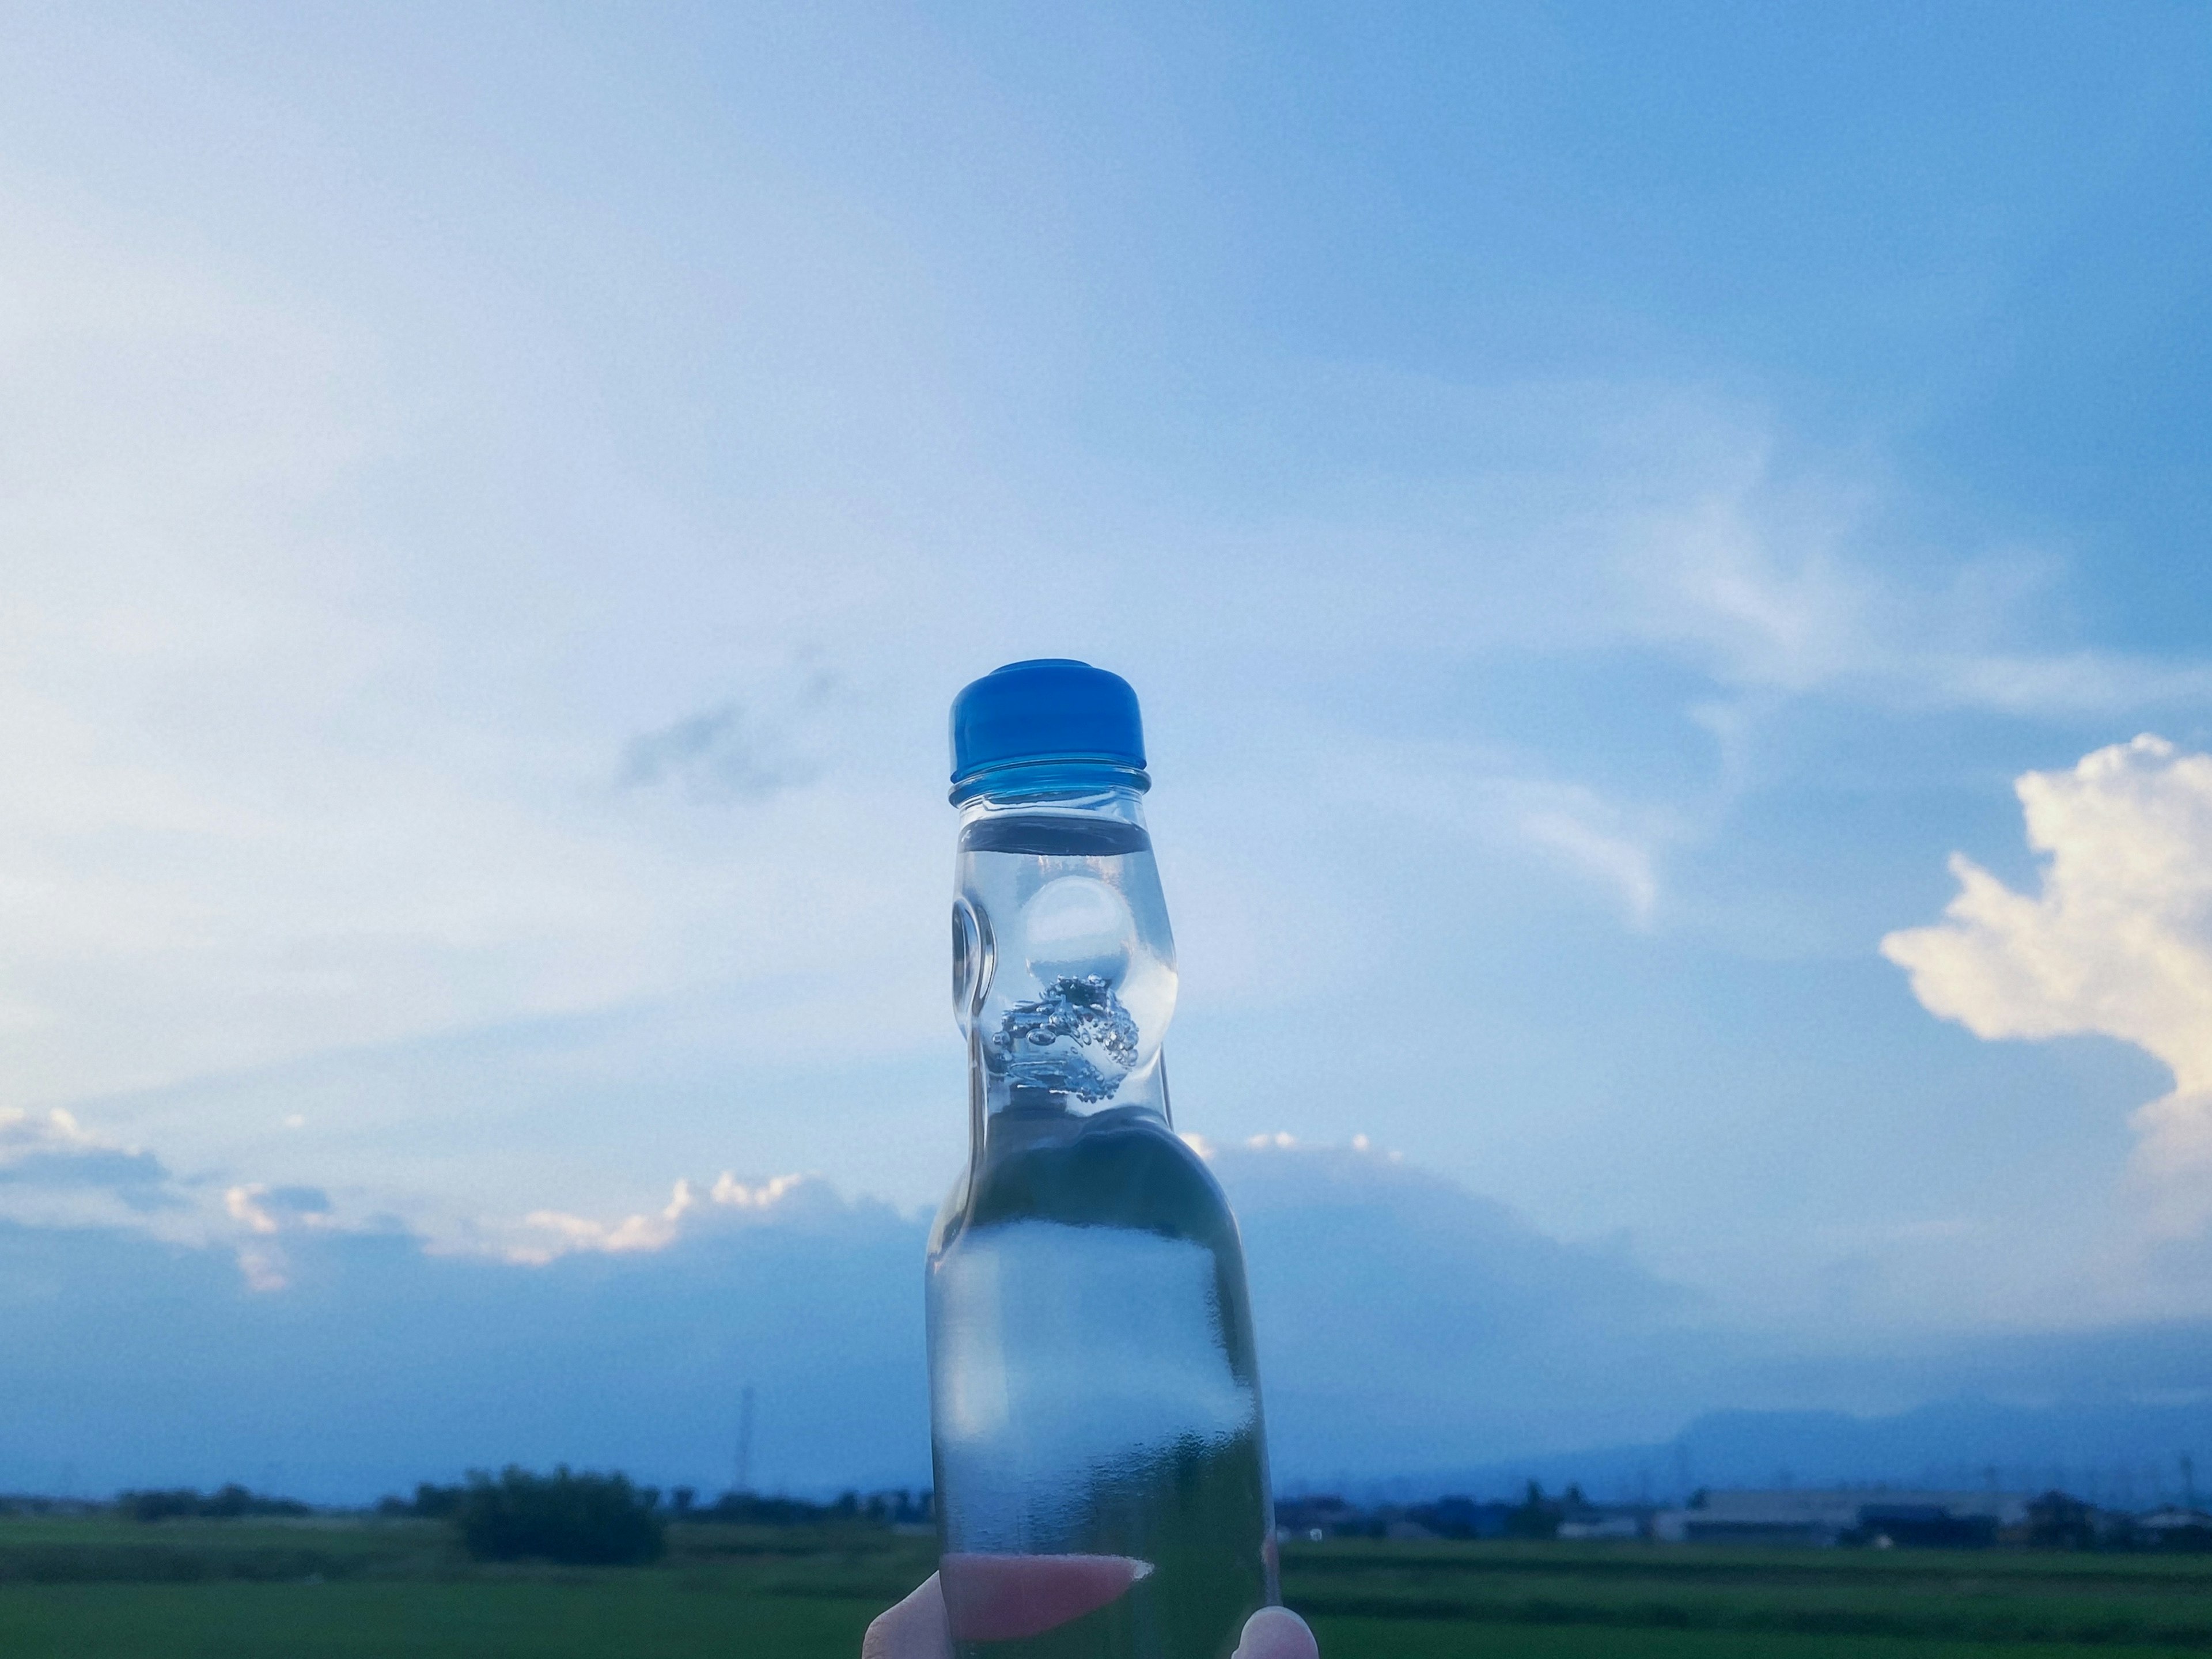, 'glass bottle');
927,660,1277,1659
